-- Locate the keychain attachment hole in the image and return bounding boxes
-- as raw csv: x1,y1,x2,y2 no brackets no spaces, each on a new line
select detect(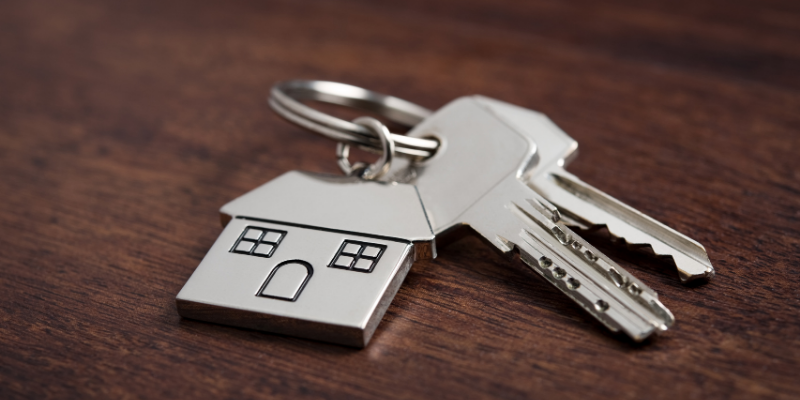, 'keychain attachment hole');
336,117,395,180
